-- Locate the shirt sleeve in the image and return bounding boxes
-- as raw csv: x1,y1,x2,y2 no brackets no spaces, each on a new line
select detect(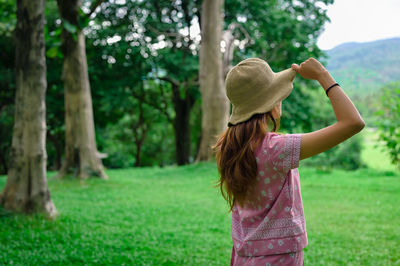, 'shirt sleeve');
267,134,302,173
